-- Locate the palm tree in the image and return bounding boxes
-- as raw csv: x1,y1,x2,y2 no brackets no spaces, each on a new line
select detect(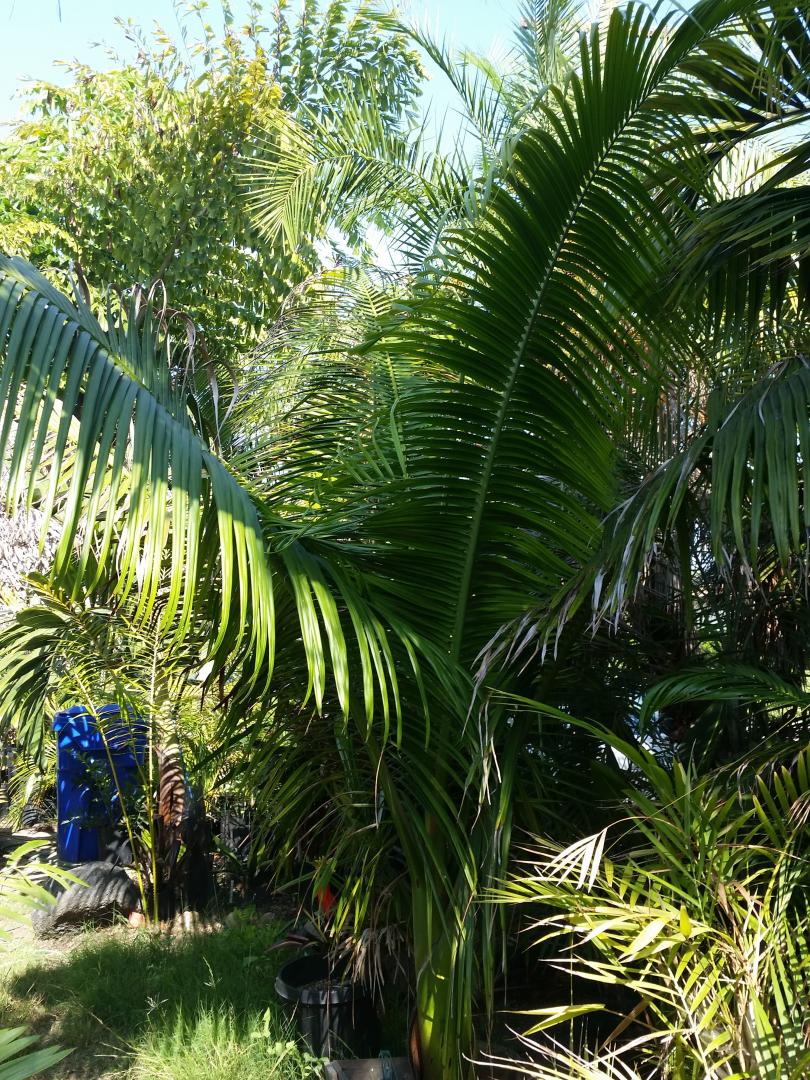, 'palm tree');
0,1,808,1076
492,714,810,1078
